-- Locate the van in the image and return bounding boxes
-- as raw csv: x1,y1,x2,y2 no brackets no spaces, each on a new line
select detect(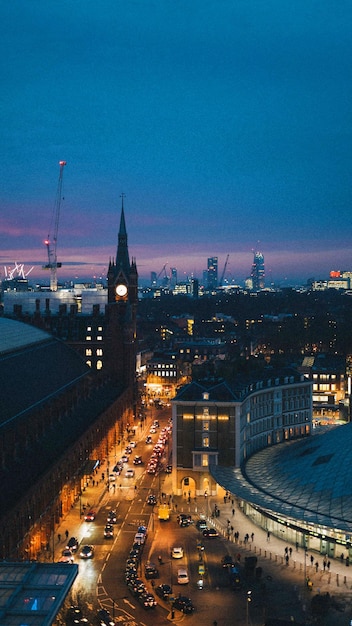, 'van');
177,567,189,584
